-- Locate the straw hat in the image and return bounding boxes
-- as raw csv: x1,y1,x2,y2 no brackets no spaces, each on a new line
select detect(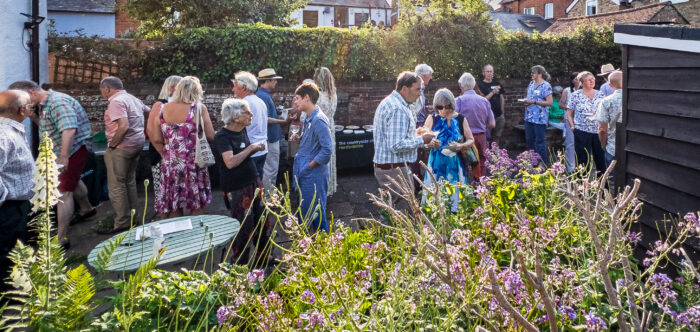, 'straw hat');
597,63,619,76
257,68,283,80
